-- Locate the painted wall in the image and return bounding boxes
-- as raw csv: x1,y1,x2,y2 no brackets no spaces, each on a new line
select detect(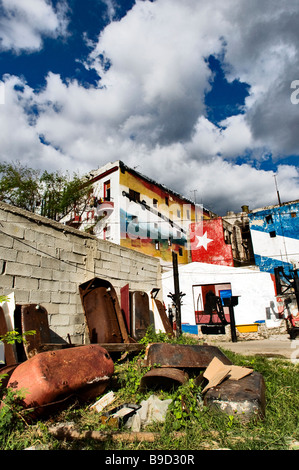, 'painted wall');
118,164,200,264
248,201,299,274
190,219,234,266
162,262,280,328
